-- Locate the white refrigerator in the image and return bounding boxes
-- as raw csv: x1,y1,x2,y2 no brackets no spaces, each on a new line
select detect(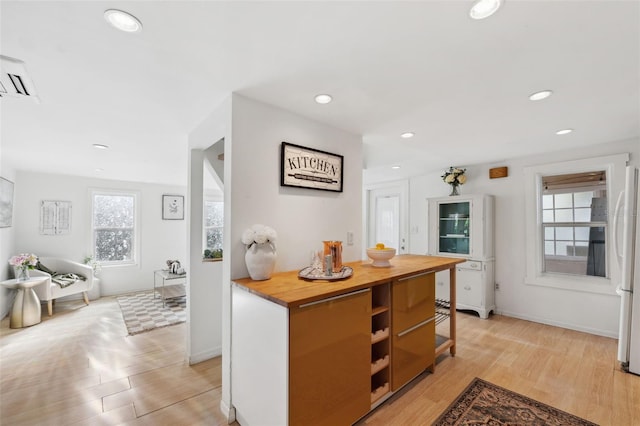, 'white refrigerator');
617,166,640,375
